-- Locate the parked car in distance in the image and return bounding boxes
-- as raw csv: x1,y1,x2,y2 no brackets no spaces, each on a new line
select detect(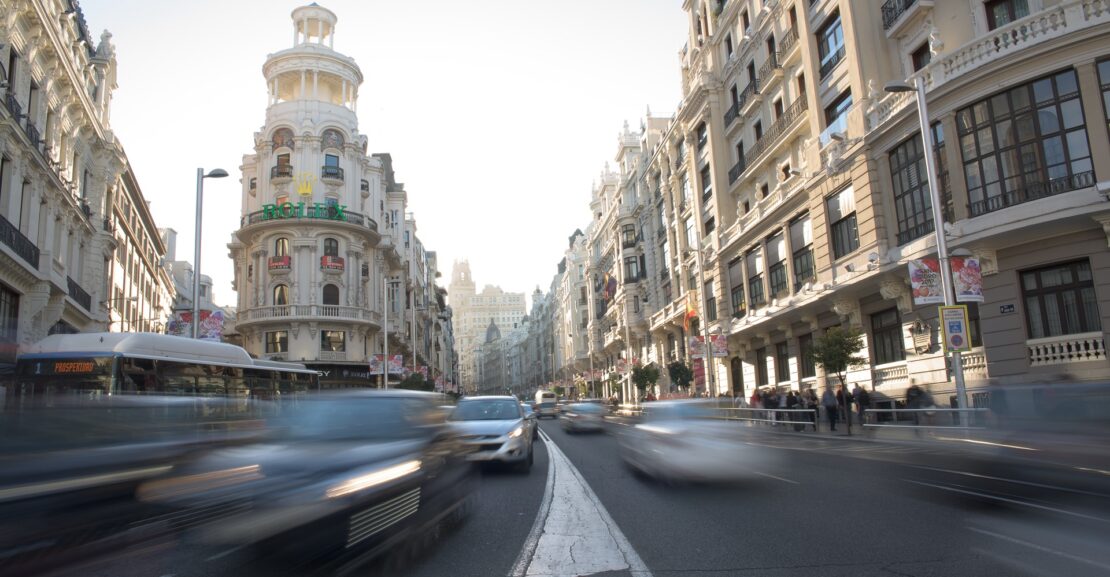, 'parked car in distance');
561,403,606,434
450,396,535,472
619,400,778,483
